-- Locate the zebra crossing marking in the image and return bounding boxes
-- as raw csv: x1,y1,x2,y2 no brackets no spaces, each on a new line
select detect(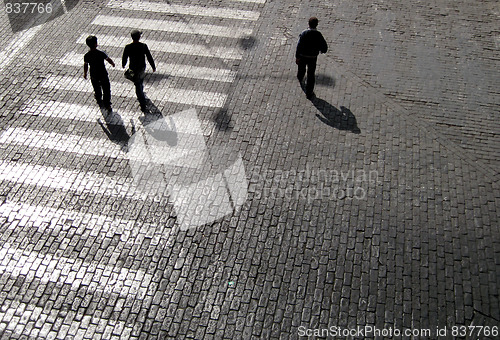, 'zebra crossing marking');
0,201,177,251
0,301,135,339
0,162,141,199
0,242,146,338
0,246,148,291
61,51,237,82
0,201,133,234
0,200,178,250
19,99,213,133
92,15,253,38
0,126,206,168
0,127,126,157
40,75,227,107
77,32,243,60
0,26,44,73
105,0,260,20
